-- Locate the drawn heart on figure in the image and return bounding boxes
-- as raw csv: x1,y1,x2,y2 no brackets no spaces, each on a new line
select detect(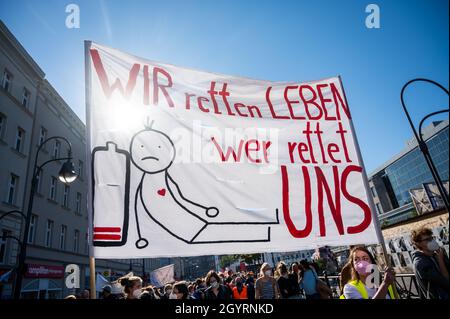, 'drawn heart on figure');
157,188,166,196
